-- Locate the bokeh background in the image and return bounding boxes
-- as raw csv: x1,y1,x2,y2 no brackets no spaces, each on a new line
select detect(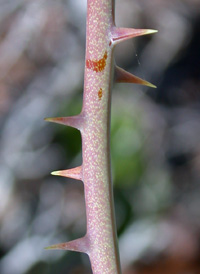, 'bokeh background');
0,0,200,273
